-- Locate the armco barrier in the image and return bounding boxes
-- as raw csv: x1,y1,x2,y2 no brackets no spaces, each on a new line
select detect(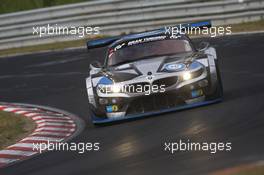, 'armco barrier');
0,0,263,50
0,0,193,27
